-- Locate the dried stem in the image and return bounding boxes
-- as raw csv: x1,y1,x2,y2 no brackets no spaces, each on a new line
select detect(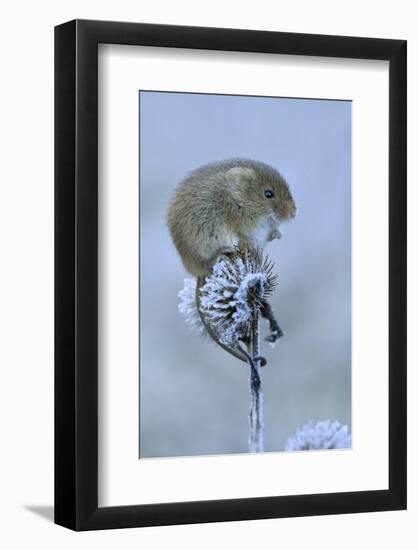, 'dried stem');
248,310,264,453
